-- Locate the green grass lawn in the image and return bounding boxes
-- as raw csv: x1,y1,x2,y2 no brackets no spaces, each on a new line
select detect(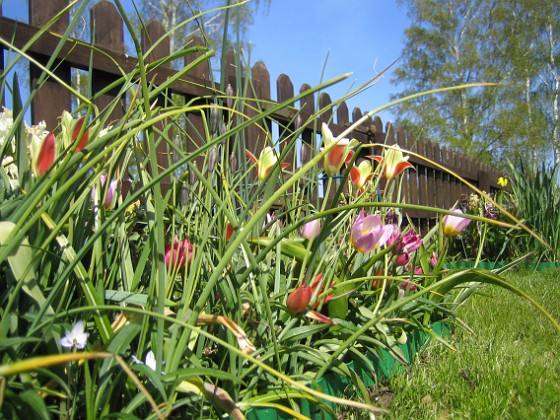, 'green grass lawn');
382,269,560,419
